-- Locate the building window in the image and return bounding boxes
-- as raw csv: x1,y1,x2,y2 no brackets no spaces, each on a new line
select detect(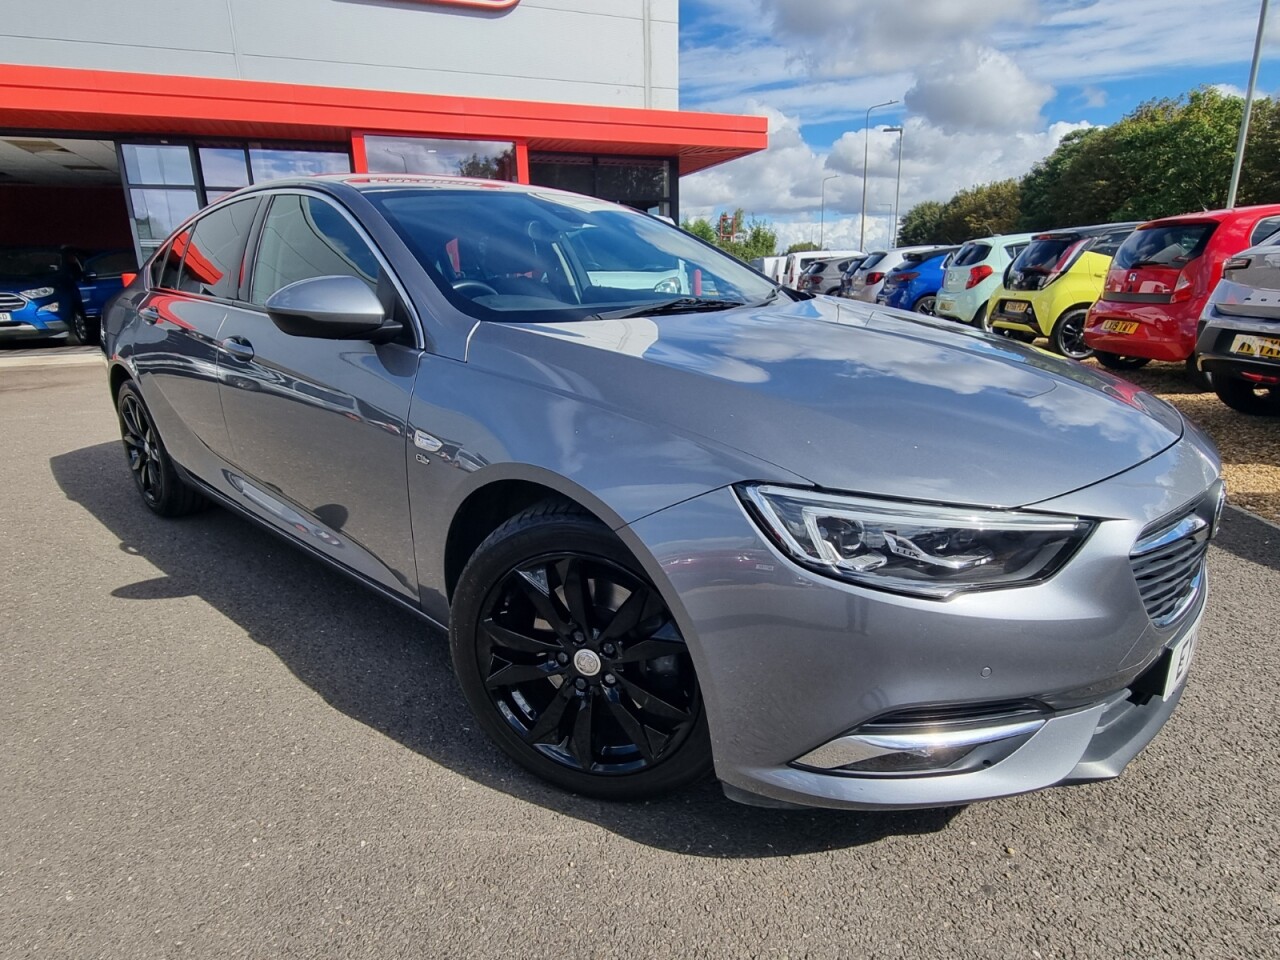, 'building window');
363,135,517,181
120,140,352,258
529,154,672,218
